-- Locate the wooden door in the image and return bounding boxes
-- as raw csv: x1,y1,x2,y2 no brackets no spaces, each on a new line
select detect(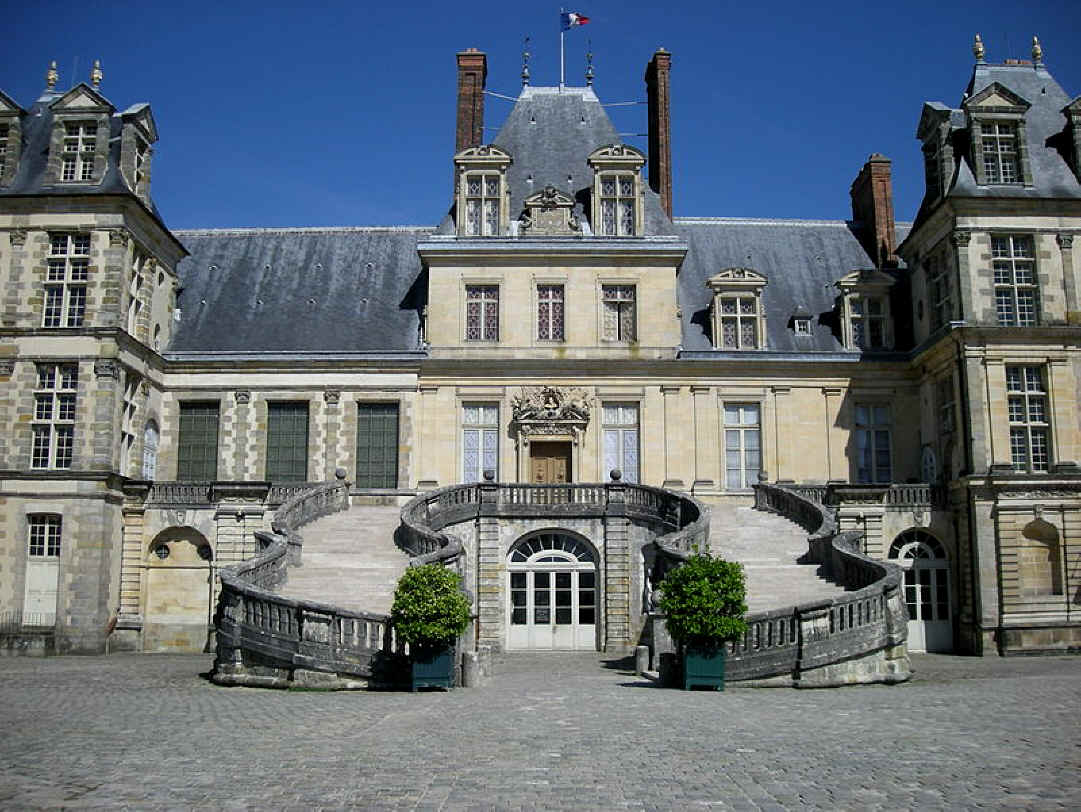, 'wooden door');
530,441,571,484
